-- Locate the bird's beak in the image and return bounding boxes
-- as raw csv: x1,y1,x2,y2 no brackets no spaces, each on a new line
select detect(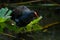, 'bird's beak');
34,12,39,17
